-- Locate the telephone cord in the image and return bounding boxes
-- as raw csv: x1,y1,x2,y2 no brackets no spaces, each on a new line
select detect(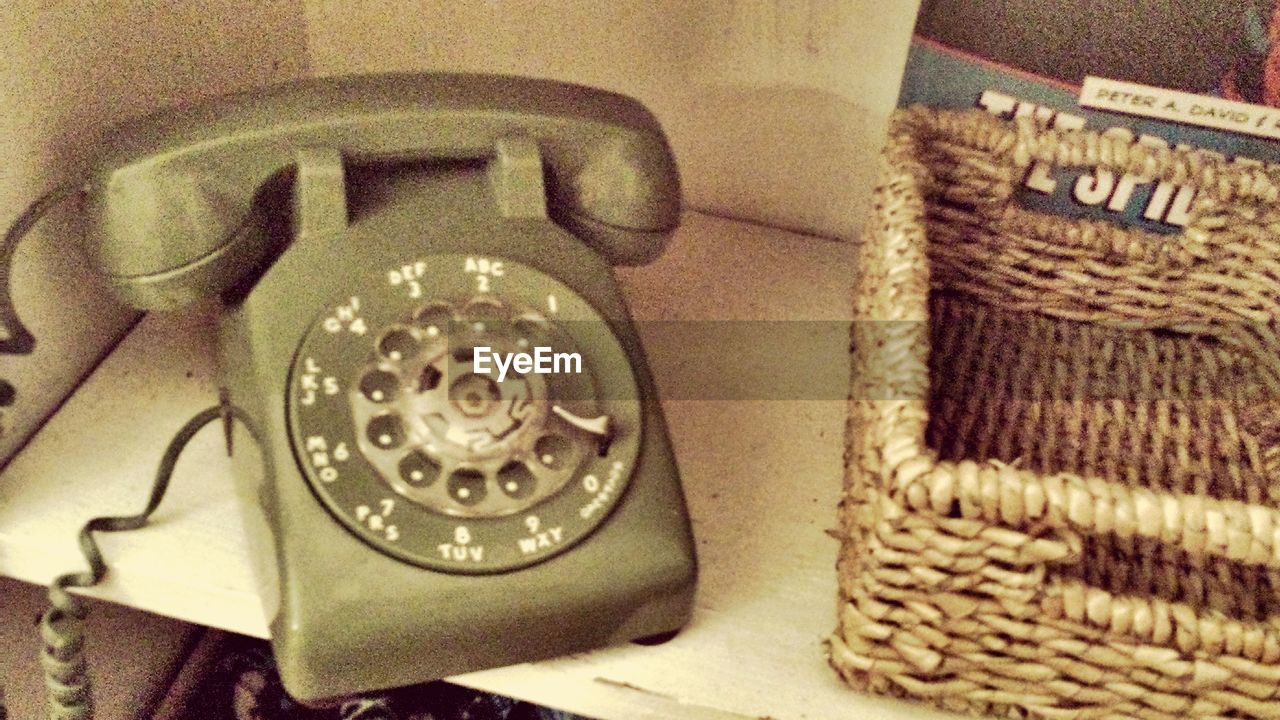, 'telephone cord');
0,186,403,720
339,698,398,720
0,182,88,406
39,404,224,720
0,181,86,720
32,402,398,720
